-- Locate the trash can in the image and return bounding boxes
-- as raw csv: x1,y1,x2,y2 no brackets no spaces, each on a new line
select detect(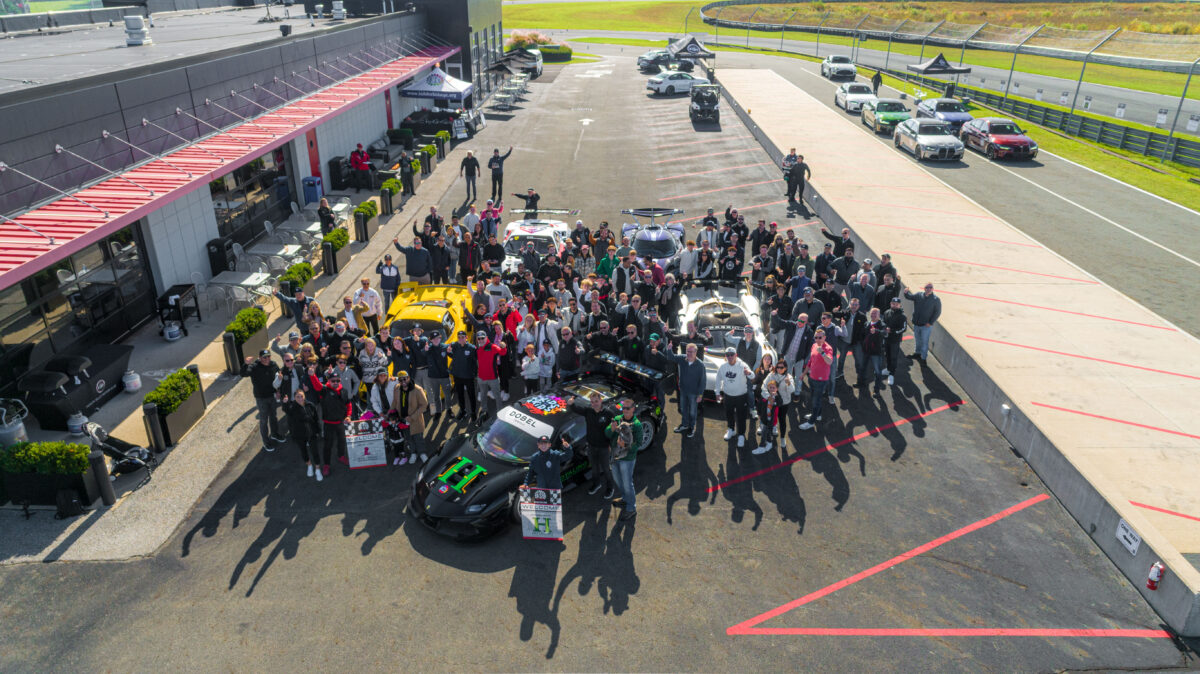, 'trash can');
302,176,323,205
